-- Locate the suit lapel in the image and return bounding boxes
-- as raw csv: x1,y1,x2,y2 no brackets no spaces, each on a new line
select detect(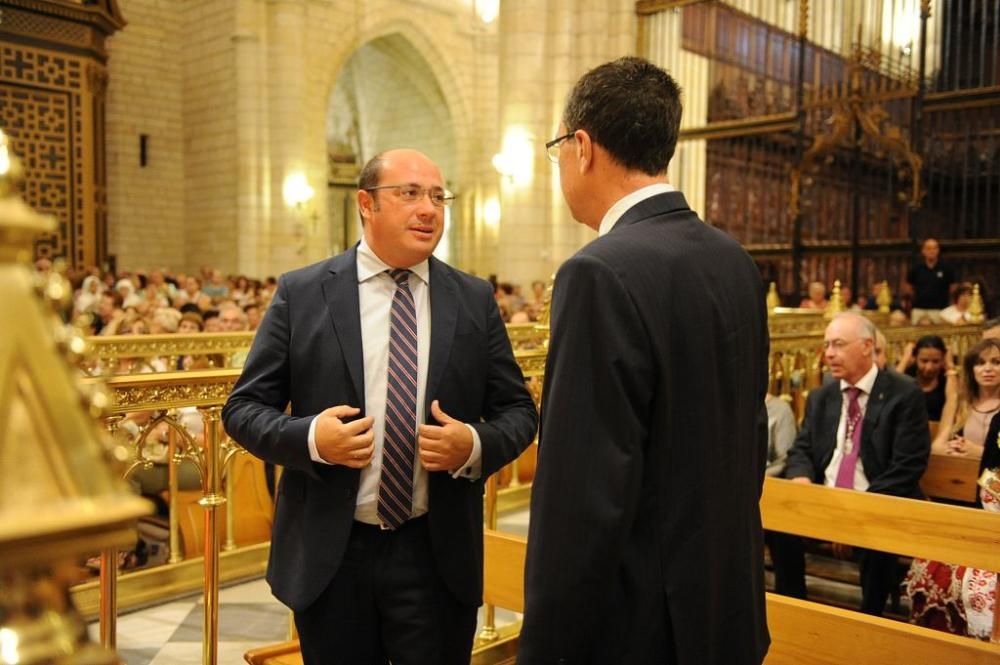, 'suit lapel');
321,247,365,408
425,257,457,417
820,385,843,467
861,370,888,451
